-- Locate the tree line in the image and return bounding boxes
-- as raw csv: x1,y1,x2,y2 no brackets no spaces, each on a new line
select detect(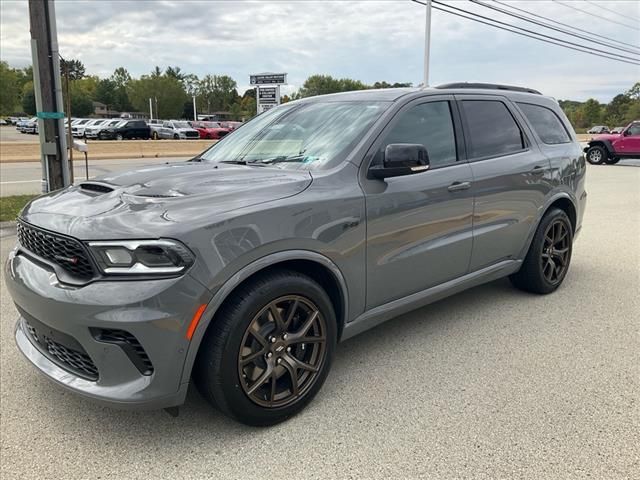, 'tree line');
1,60,638,128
